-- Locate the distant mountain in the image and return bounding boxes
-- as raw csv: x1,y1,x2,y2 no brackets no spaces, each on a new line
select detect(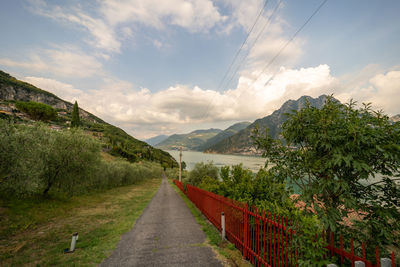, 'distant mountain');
155,128,222,150
206,95,332,155
0,70,177,167
390,114,400,123
145,135,169,146
197,121,251,151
